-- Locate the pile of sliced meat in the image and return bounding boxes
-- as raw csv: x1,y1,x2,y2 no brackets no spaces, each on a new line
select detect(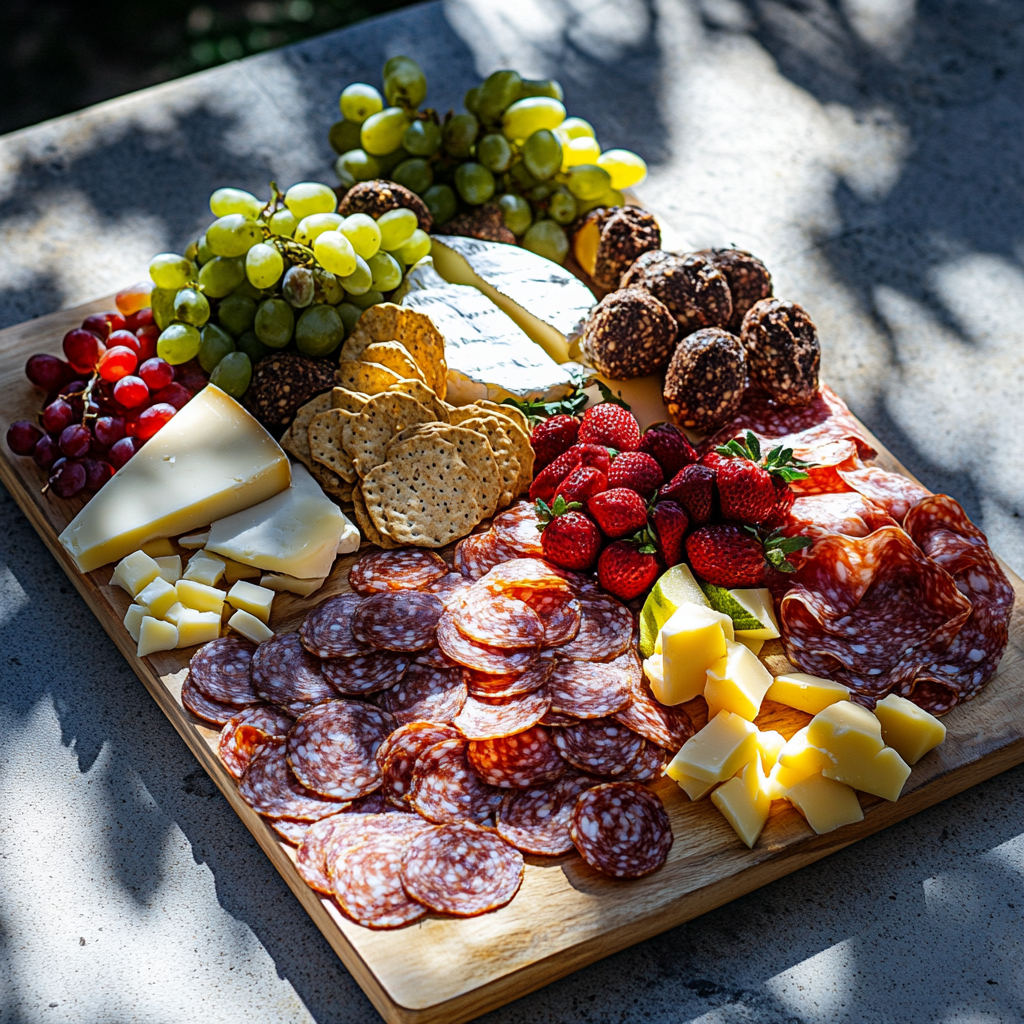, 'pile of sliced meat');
705,385,1015,714
180,503,679,928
